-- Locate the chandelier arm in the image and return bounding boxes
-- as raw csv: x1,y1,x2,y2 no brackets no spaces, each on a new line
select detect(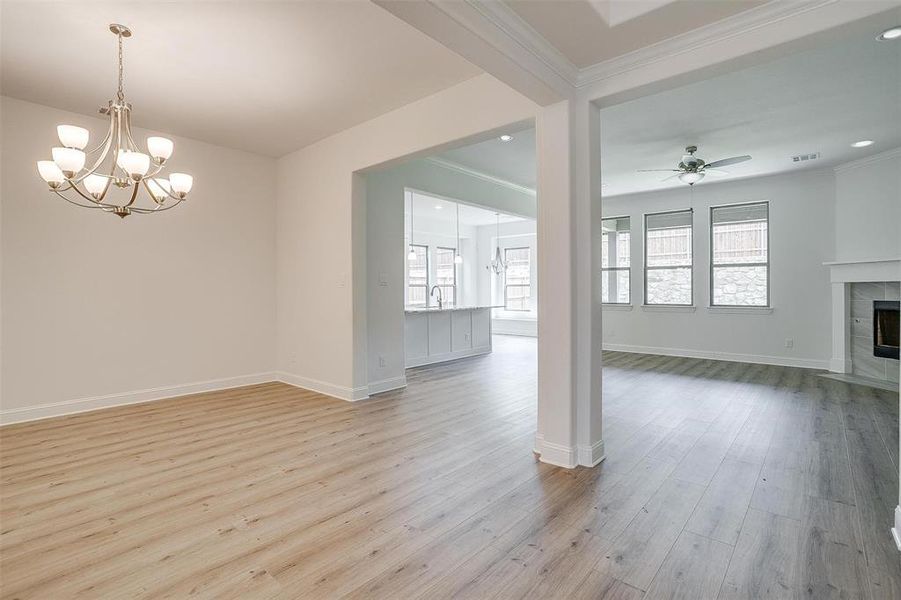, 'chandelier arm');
123,180,141,208
61,179,116,208
123,108,141,153
130,198,184,214
72,125,115,185
52,190,109,210
83,115,114,158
